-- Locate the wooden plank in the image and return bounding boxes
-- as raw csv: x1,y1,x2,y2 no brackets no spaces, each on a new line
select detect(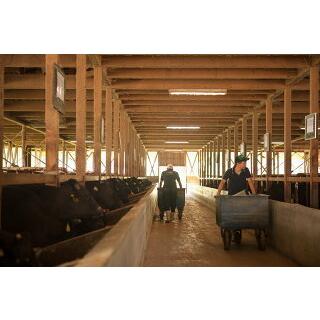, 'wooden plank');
113,100,120,176
284,87,292,202
266,97,273,187
234,122,239,158
0,66,4,228
107,68,296,79
309,65,319,208
76,55,87,182
226,128,231,168
242,116,248,145
221,133,226,174
45,55,59,180
21,125,26,167
112,79,285,90
252,111,258,178
105,87,113,176
209,141,212,180
217,137,221,177
93,62,102,177
102,55,309,69
119,107,125,176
